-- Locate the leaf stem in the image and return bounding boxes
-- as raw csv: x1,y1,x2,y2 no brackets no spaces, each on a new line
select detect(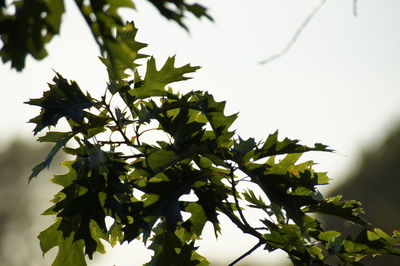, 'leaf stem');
115,154,143,159
228,241,263,266
218,203,264,242
229,166,251,228
259,0,327,64
98,140,127,146
101,96,135,147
